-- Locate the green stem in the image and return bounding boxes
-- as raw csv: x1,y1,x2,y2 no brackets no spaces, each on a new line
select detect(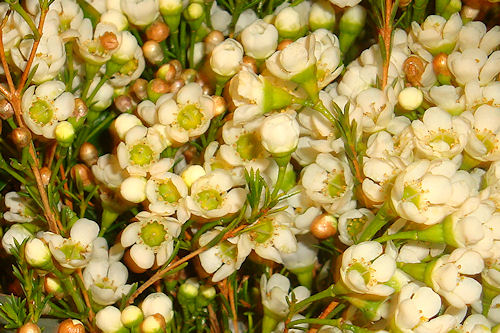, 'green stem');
357,202,393,243
271,163,287,199
289,284,339,318
55,272,86,313
65,42,75,91
412,0,430,22
81,63,100,102
0,153,27,184
9,2,40,40
99,208,120,236
85,75,108,104
288,318,342,328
